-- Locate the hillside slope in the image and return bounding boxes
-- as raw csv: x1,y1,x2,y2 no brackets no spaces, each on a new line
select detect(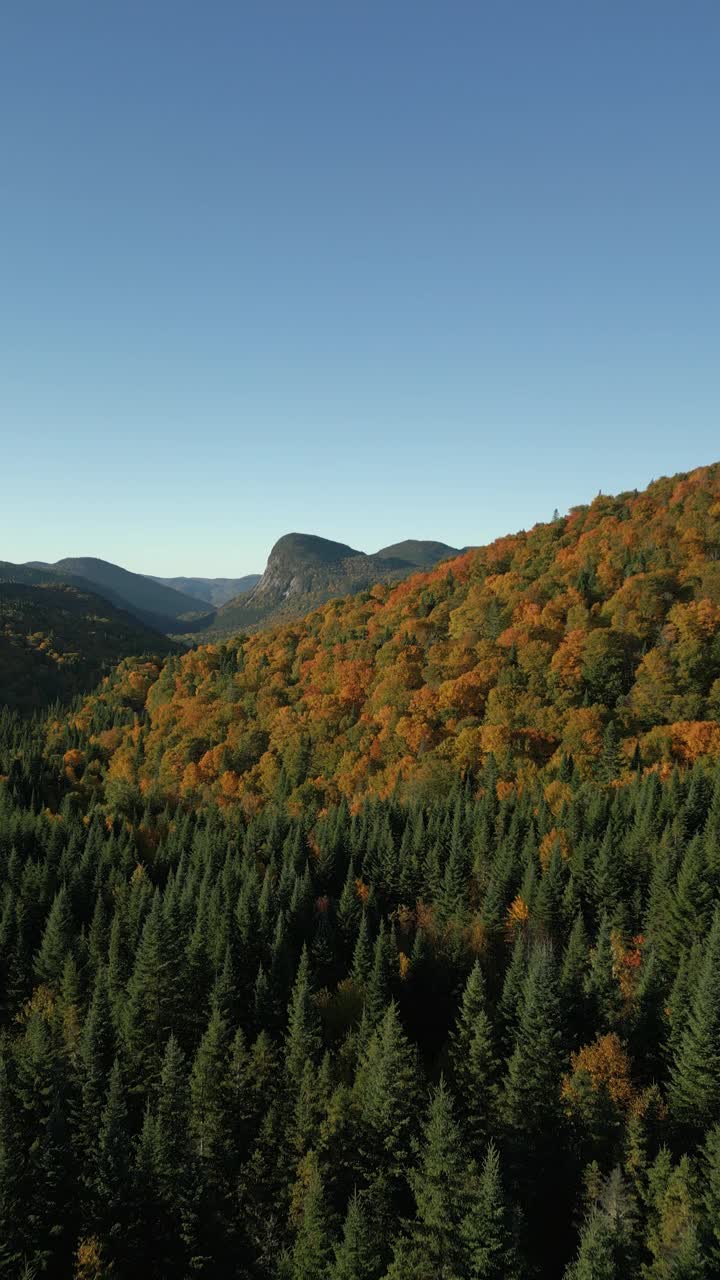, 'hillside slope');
59,463,720,813
0,581,176,711
45,557,207,627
